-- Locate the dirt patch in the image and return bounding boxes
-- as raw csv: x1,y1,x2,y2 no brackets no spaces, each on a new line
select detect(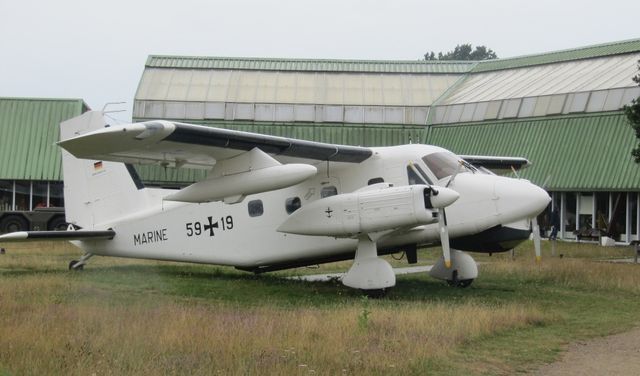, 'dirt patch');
532,327,640,375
